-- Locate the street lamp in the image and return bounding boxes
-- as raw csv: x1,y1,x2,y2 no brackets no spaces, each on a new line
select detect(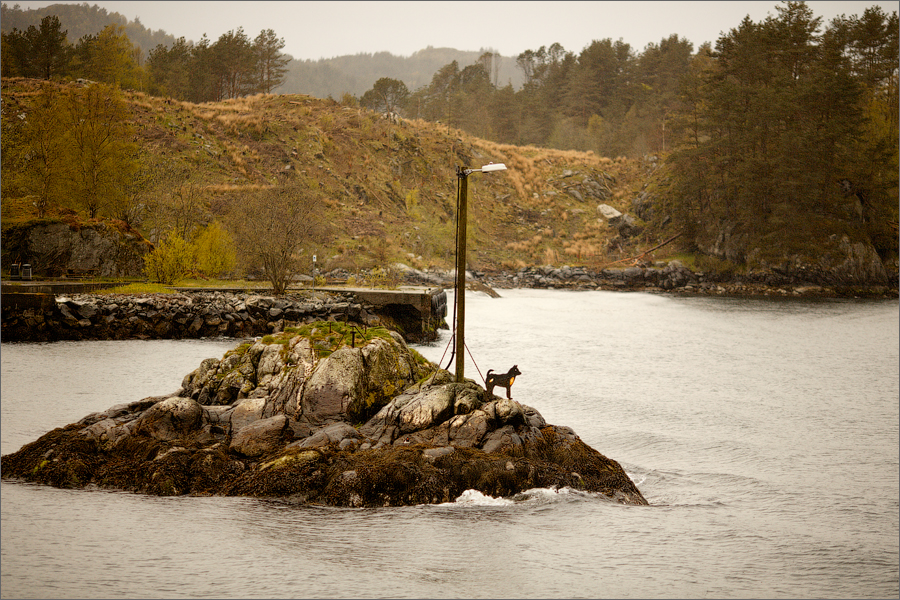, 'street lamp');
453,162,507,383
